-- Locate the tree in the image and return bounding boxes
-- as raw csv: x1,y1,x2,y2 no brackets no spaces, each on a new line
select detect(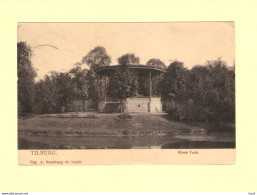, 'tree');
117,53,140,66
33,62,99,114
204,59,235,122
160,61,188,102
82,46,111,71
55,72,75,112
107,66,138,113
69,63,89,113
188,65,210,120
34,72,73,114
84,70,98,101
34,74,58,114
17,42,37,116
71,62,99,106
146,58,166,70
189,59,235,122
